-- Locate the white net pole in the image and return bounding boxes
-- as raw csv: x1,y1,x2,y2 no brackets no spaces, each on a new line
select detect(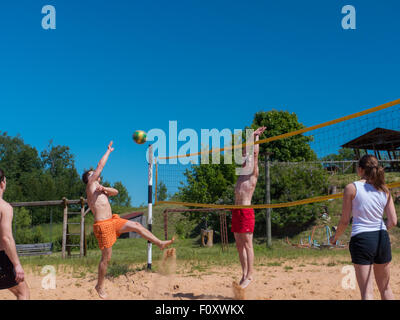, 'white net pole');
147,144,153,270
